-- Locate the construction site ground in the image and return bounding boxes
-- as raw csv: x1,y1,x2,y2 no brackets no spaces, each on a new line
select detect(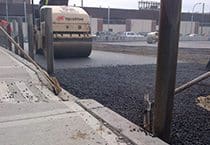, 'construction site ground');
0,46,167,145
52,41,210,145
17,40,210,145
